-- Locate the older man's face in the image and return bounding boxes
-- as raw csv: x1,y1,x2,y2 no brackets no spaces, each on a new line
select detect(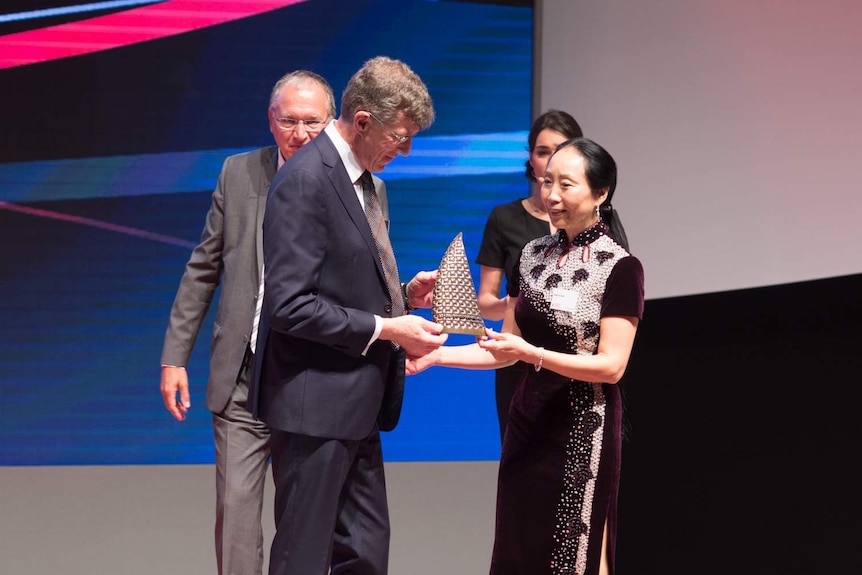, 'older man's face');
268,84,331,161
353,111,418,173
